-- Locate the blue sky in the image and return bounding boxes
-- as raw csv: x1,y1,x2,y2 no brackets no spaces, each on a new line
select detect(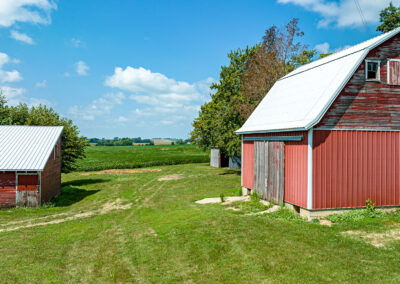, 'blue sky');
0,0,399,138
